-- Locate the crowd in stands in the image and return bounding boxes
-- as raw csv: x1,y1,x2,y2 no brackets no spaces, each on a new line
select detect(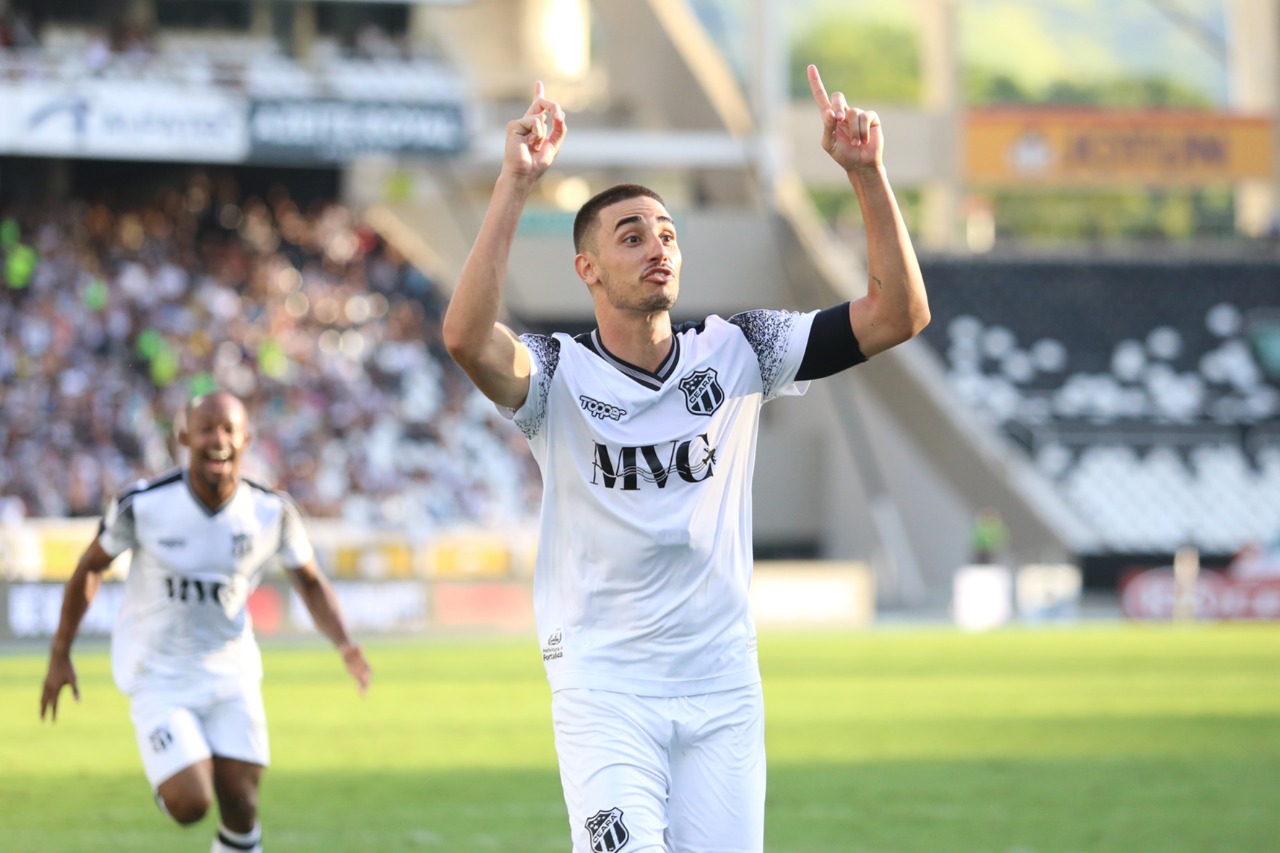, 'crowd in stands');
0,173,541,530
0,0,439,99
